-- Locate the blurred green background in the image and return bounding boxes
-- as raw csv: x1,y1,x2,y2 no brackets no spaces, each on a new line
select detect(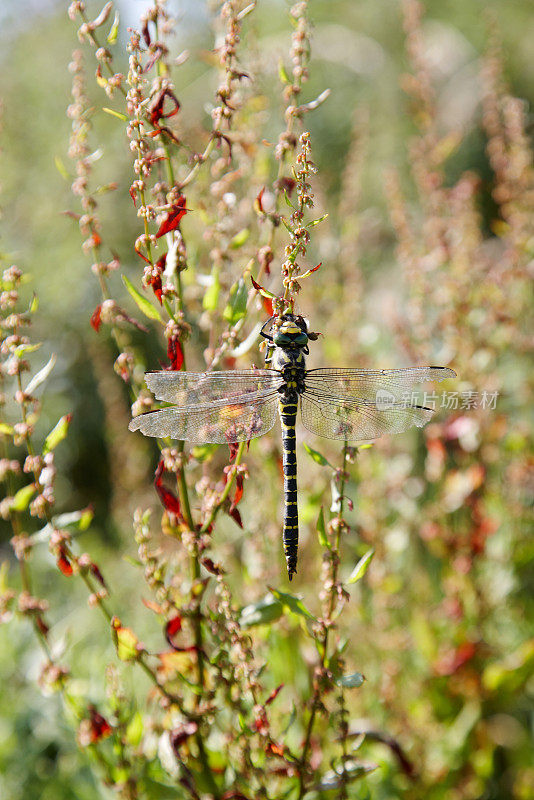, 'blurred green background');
0,1,532,798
